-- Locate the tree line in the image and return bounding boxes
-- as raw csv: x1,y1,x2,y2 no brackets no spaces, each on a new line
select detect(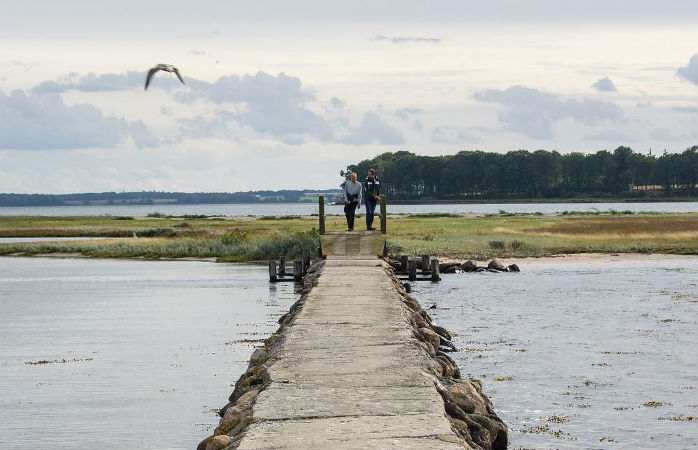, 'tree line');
0,190,330,207
348,146,697,200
